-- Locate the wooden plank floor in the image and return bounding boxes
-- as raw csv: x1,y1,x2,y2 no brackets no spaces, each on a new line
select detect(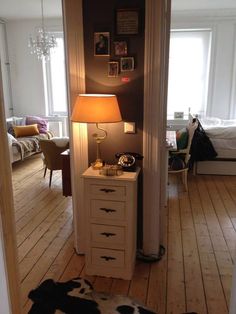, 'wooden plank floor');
12,155,235,314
